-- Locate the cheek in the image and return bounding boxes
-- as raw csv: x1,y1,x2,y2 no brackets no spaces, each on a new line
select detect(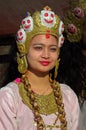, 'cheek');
51,49,60,61
27,53,34,61
27,52,39,63
52,53,59,62
27,53,32,63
